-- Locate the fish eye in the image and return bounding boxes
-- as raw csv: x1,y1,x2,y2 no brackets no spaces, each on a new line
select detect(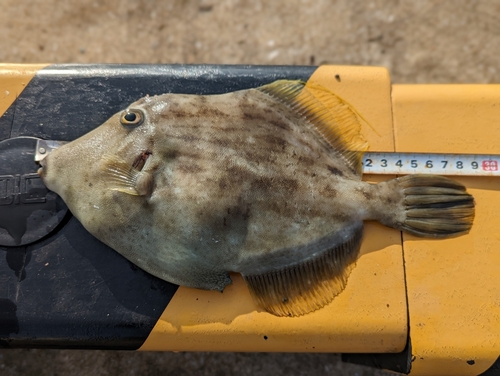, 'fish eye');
120,109,144,128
